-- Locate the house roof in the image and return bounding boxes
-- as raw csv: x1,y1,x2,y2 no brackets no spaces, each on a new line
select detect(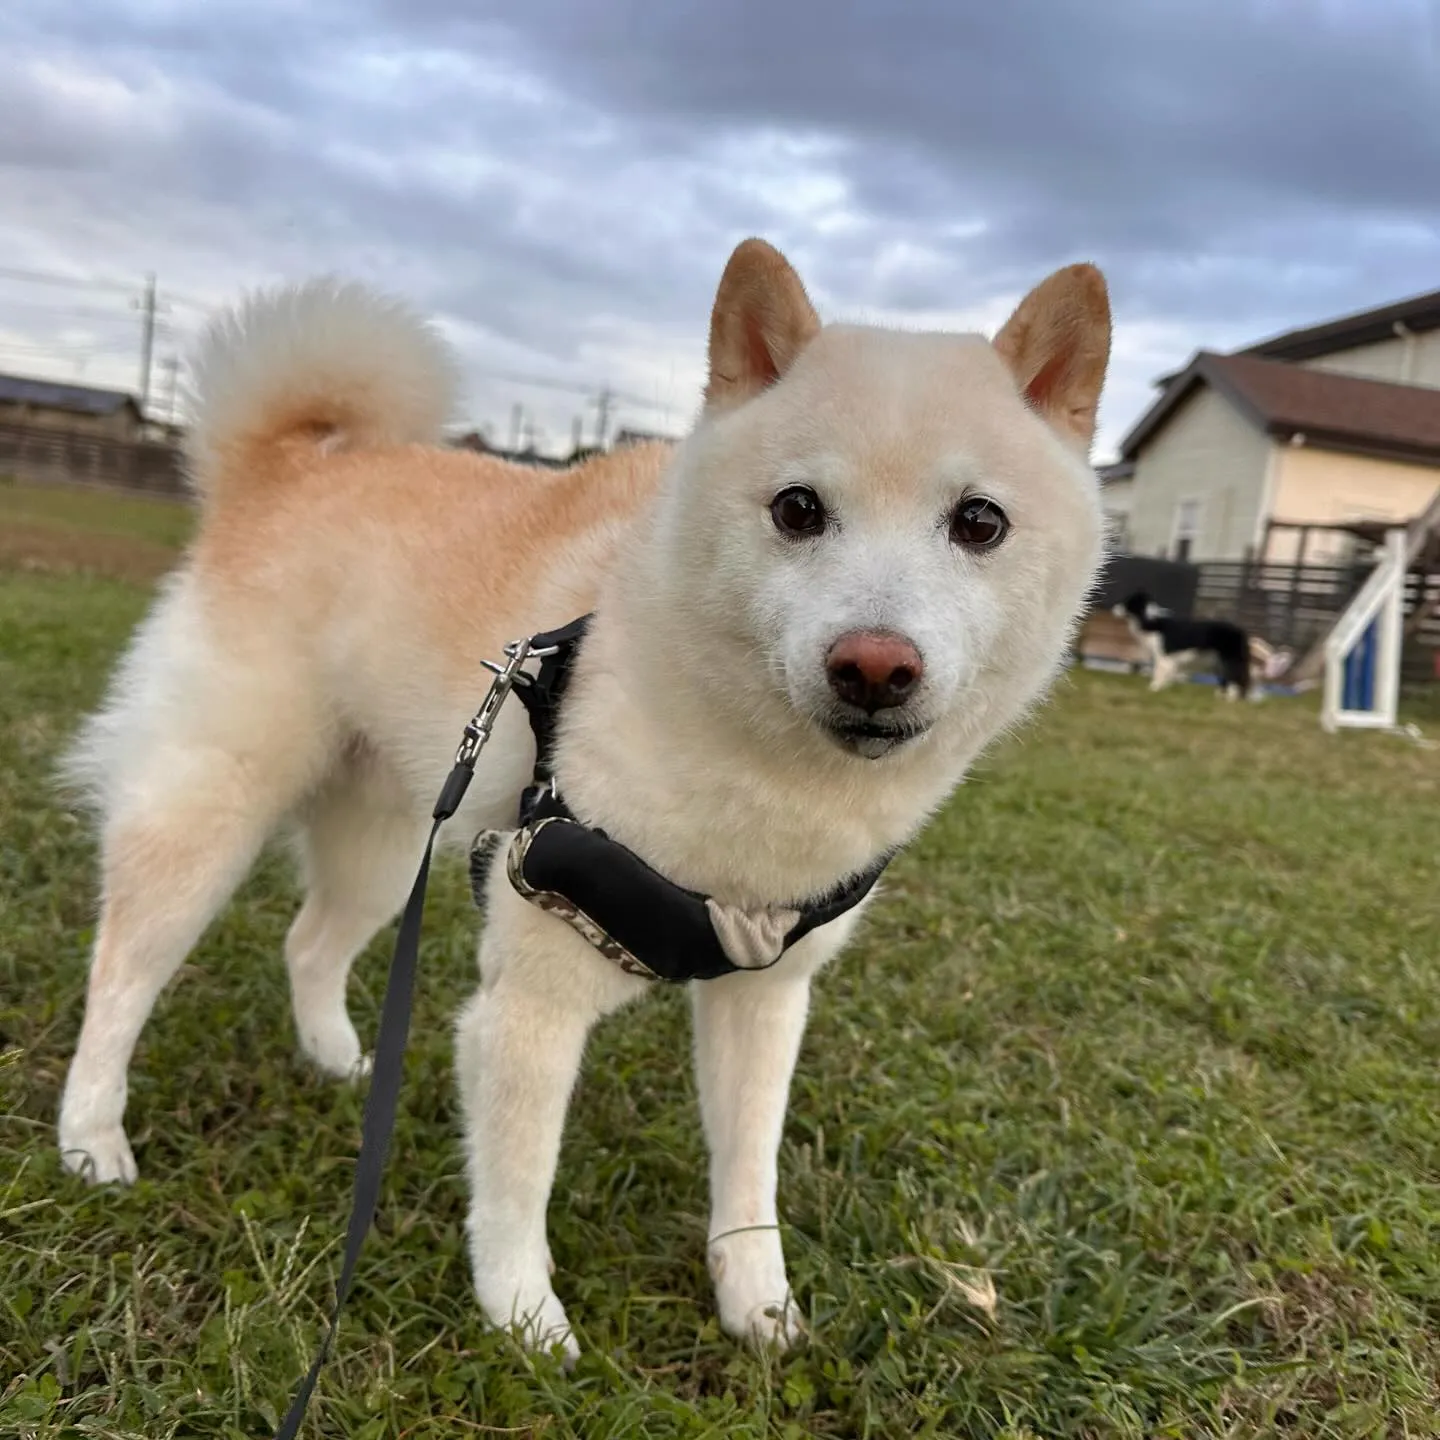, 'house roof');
1120,351,1440,466
1239,286,1440,363
1150,287,1440,389
0,372,137,417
